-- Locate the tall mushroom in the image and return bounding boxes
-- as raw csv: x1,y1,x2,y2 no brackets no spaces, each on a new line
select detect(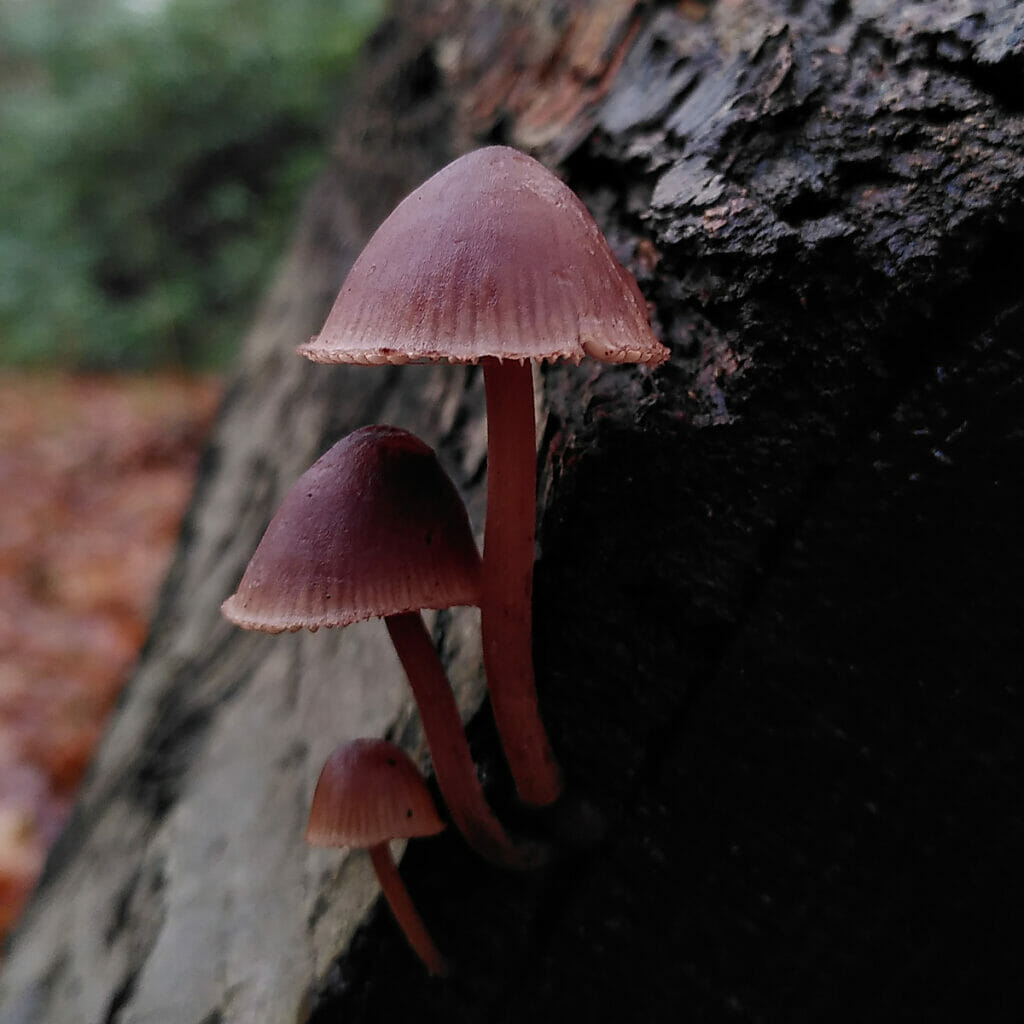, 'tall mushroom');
306,738,447,976
299,146,669,807
222,425,539,869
